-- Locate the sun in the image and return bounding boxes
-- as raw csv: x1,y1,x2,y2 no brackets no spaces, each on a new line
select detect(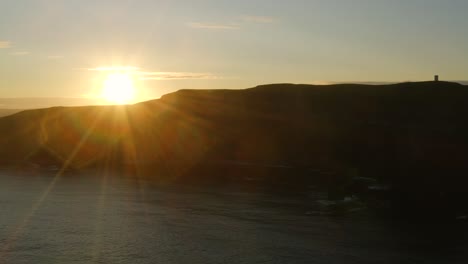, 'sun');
102,73,135,104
